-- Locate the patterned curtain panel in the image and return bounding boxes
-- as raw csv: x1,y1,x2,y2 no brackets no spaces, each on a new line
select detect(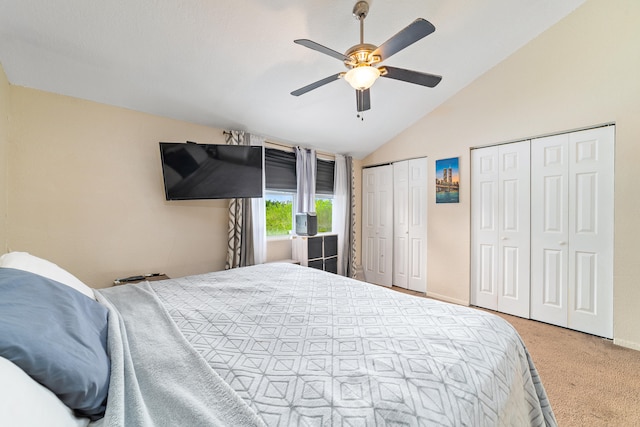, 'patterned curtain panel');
346,156,357,279
331,154,355,277
225,130,245,270
332,154,348,276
